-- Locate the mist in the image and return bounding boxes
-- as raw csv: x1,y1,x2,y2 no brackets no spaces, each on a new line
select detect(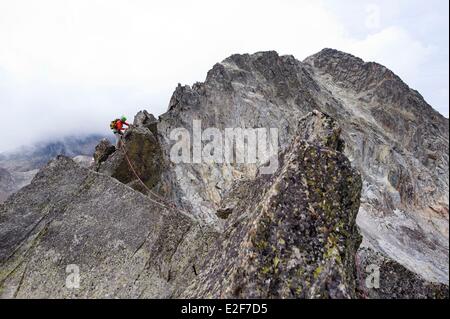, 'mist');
0,0,448,152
